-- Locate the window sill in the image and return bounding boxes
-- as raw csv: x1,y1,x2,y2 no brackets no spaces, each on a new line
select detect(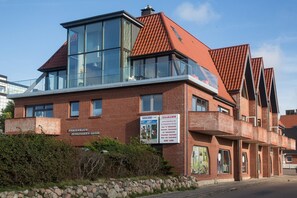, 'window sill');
89,115,102,119
138,111,162,116
66,117,79,120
